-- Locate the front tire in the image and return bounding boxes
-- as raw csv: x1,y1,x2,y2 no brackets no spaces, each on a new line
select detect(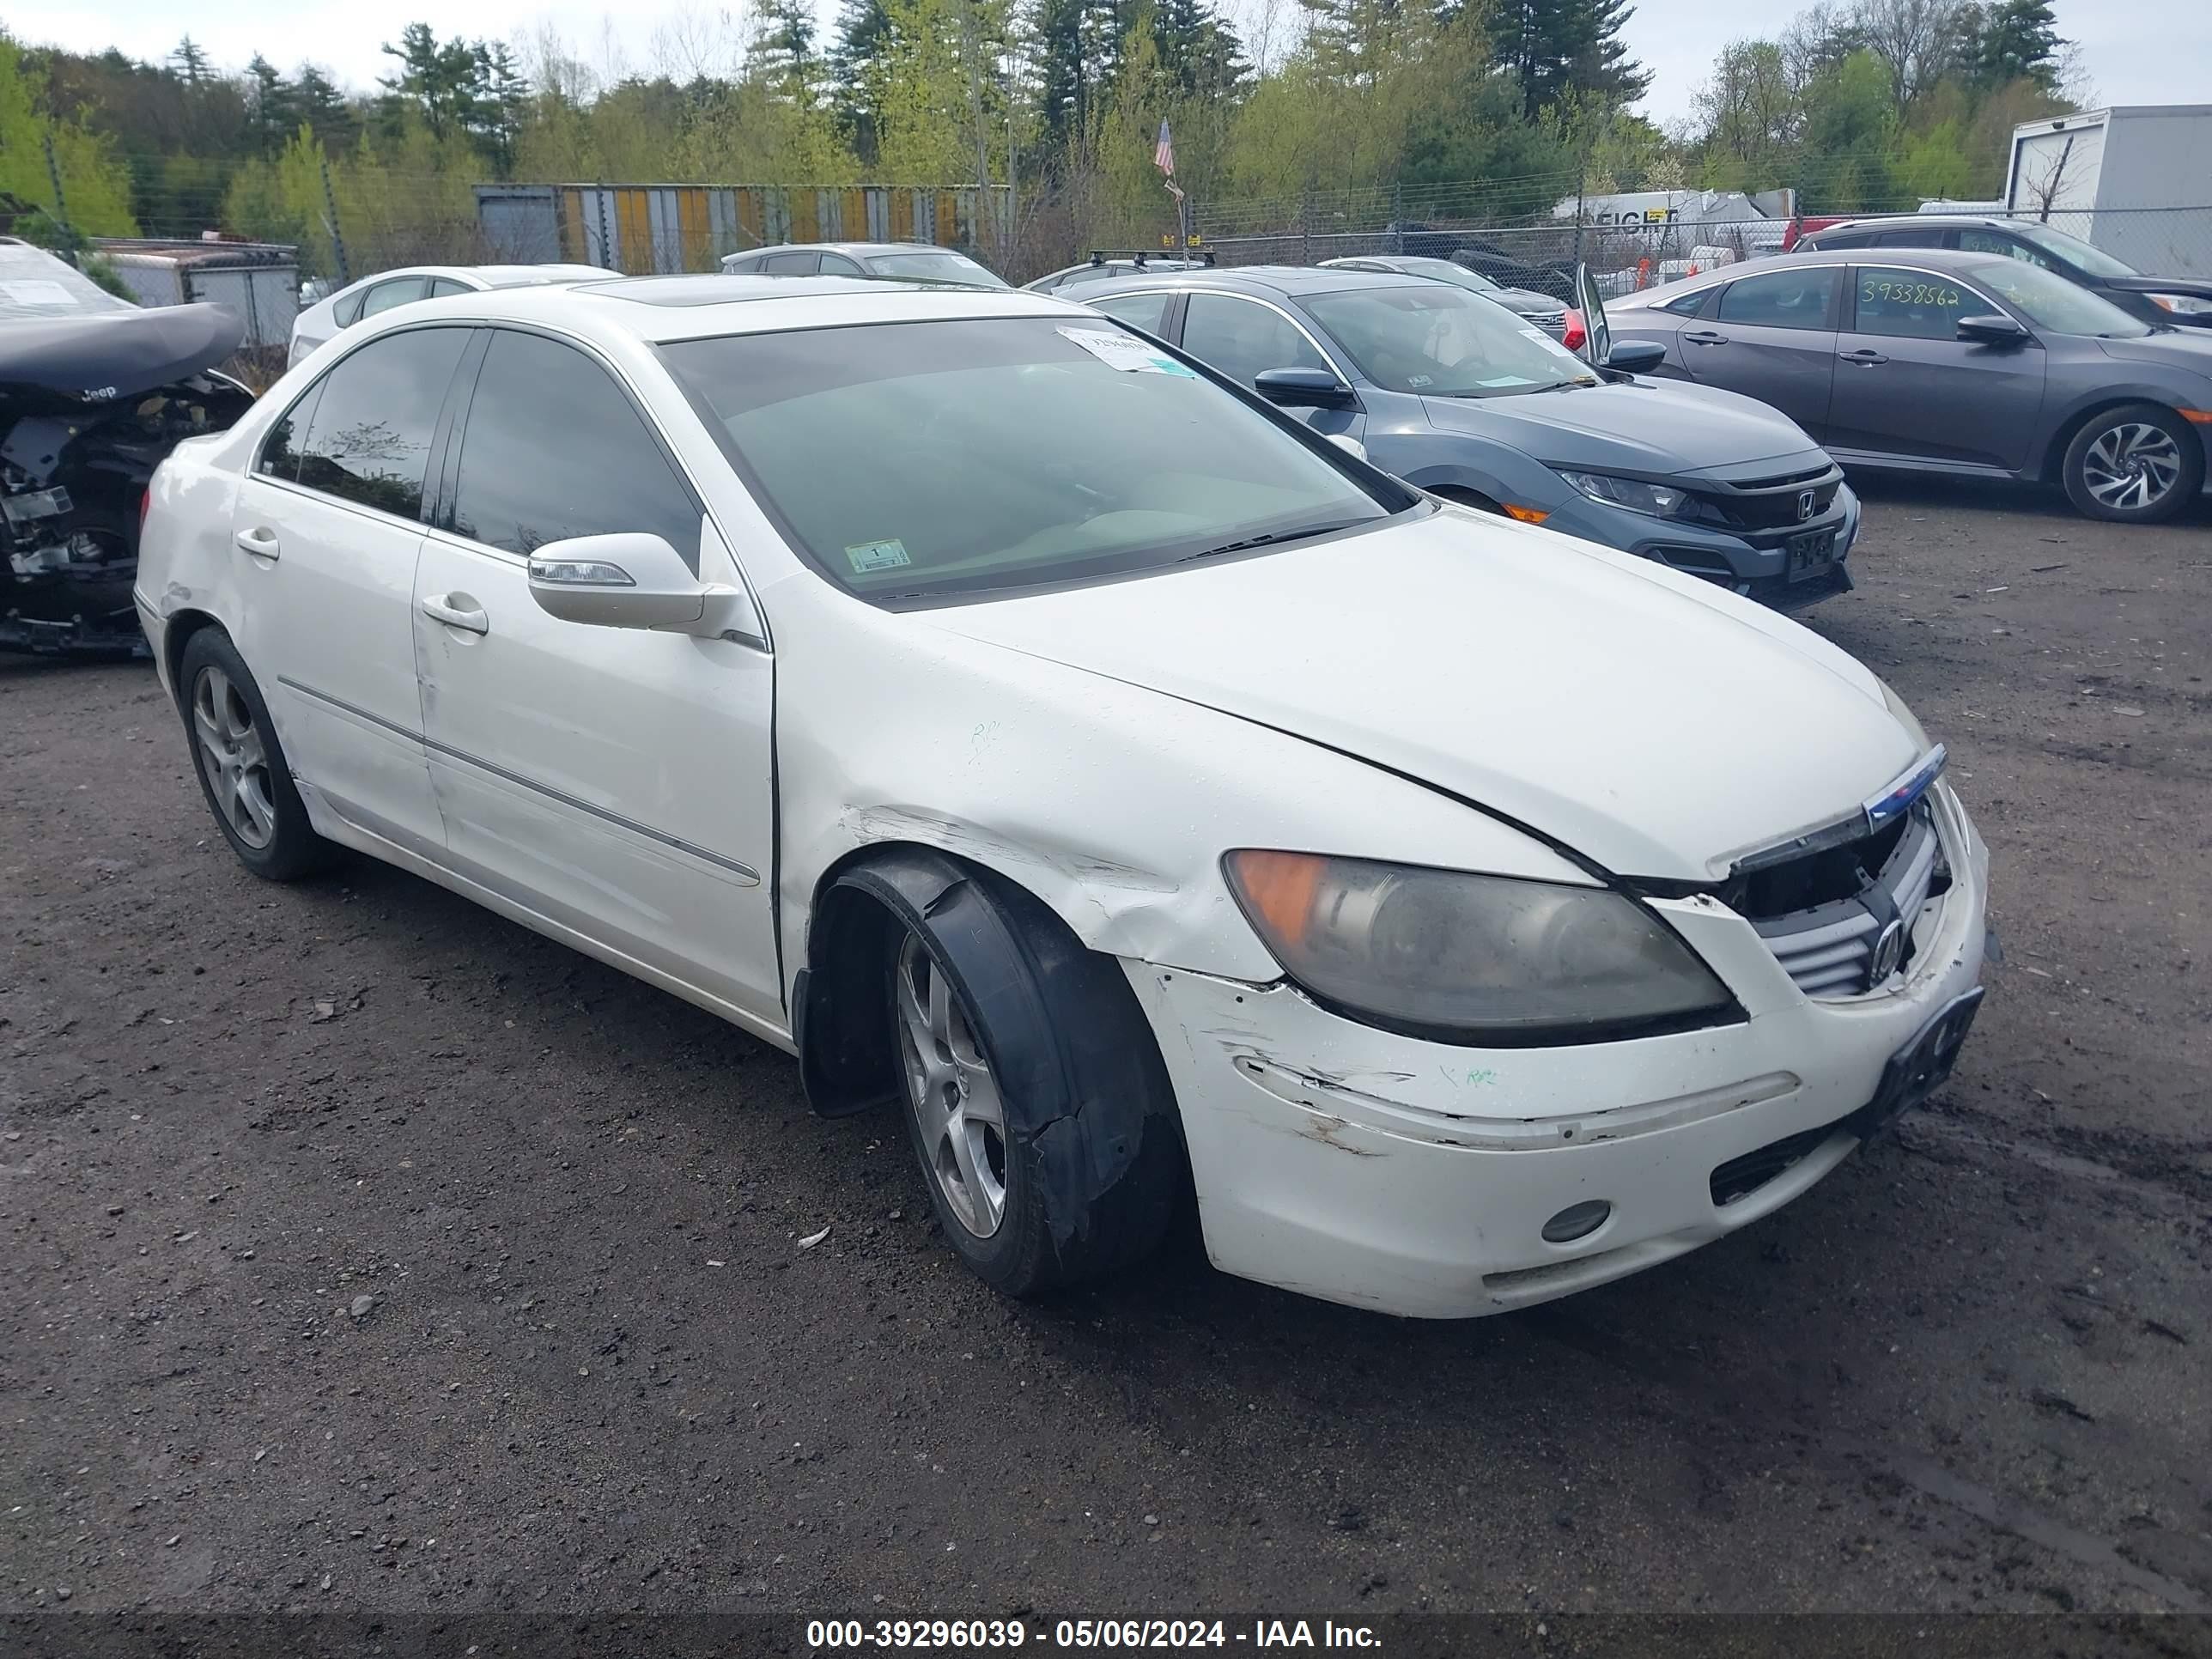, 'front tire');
177,629,337,881
2063,404,2203,523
